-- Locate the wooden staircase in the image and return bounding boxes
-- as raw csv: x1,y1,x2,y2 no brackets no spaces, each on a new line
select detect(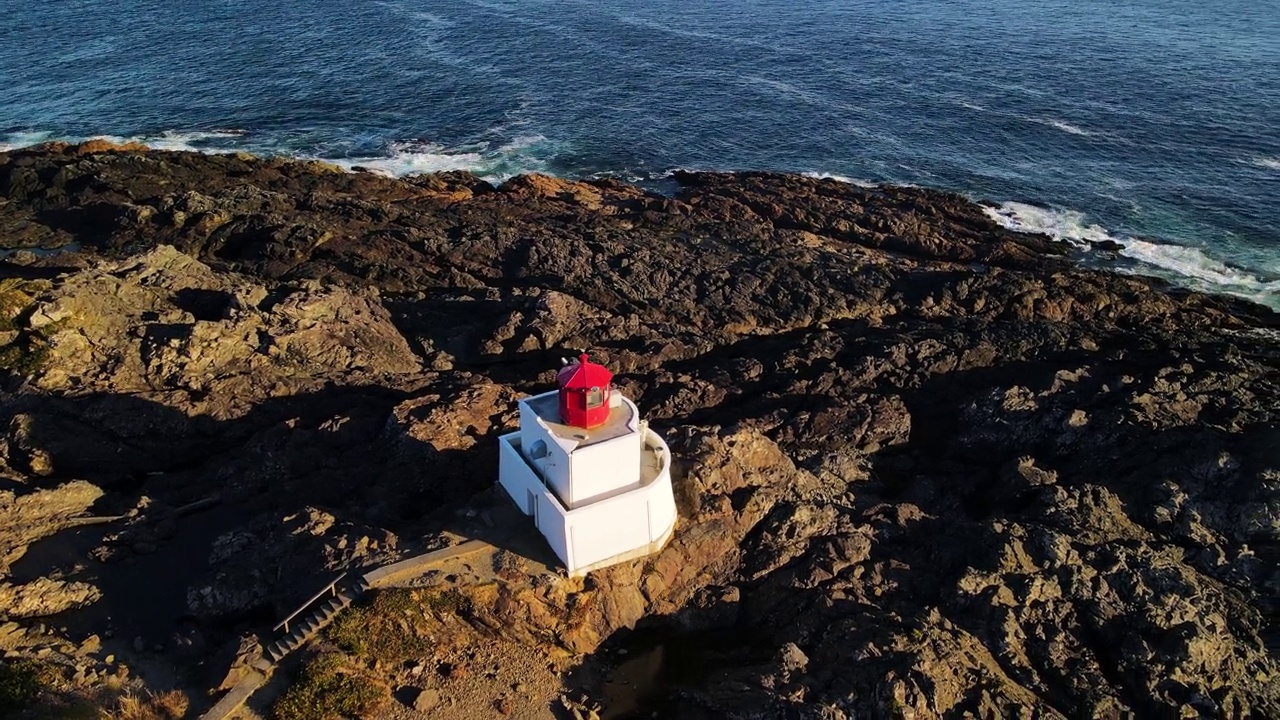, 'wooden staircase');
254,576,367,670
